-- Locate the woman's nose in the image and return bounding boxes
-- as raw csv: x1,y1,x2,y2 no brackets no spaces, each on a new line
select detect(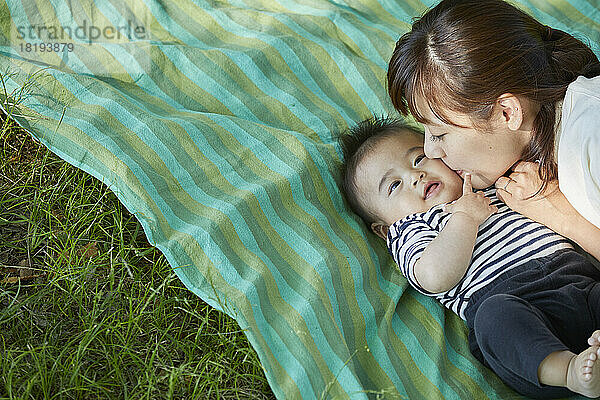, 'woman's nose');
423,132,445,159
